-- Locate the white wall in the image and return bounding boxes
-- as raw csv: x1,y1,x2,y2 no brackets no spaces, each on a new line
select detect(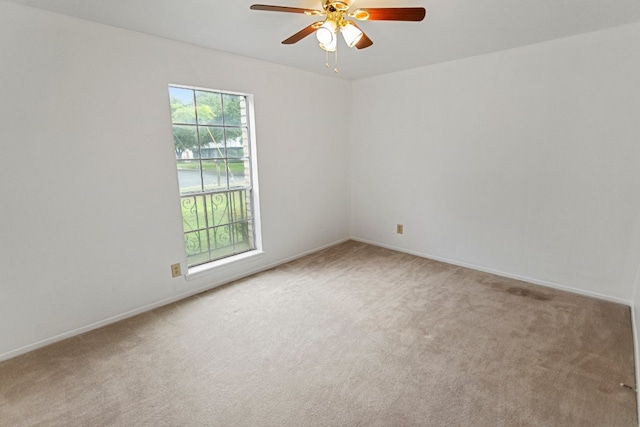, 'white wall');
0,1,350,360
350,22,640,303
